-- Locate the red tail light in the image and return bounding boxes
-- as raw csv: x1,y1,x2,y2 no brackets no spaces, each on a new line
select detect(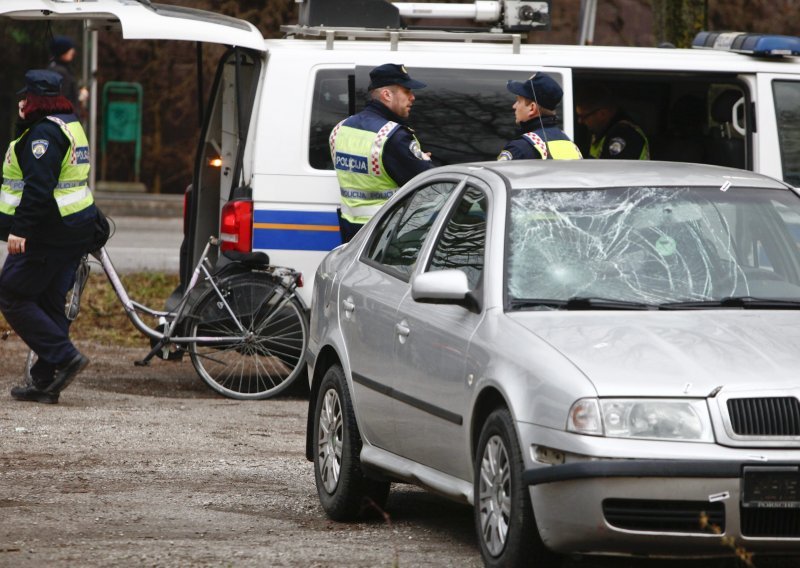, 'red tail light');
219,199,253,253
